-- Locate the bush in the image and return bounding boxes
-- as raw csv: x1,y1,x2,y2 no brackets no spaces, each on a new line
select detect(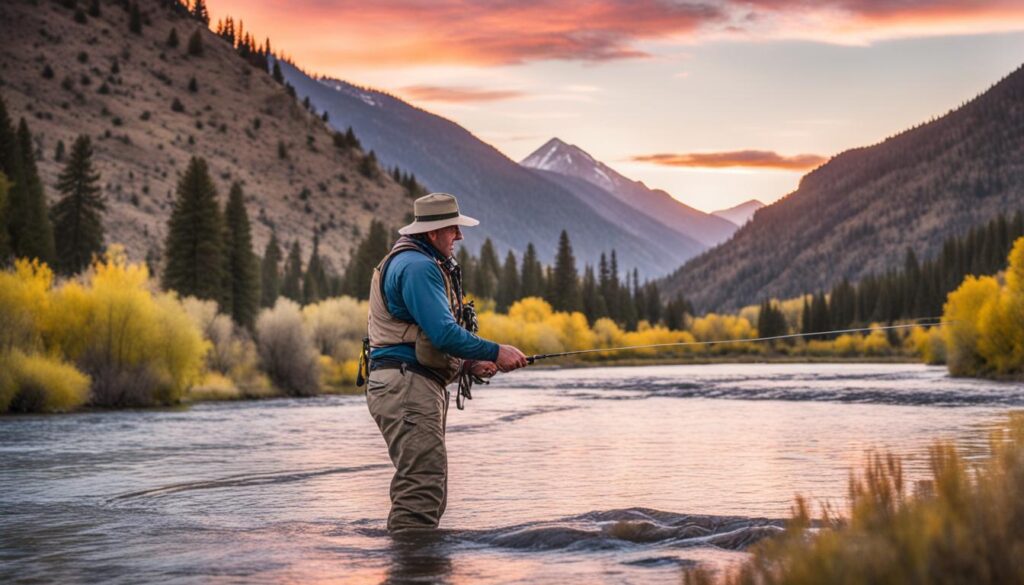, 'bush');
302,296,368,362
319,355,361,393
0,259,52,353
0,350,90,414
40,249,207,407
943,275,1000,376
181,297,270,395
907,325,946,365
171,97,185,113
684,413,1024,585
256,299,321,396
